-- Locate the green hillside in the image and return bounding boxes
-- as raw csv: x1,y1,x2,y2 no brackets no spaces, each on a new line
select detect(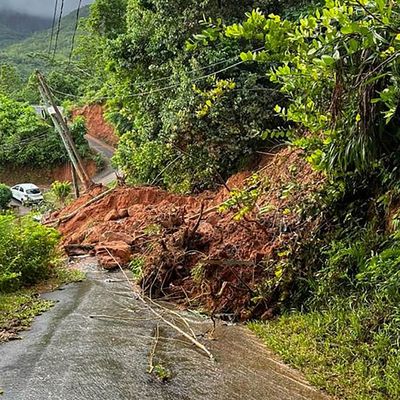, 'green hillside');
0,23,24,49
0,6,90,79
0,11,52,49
